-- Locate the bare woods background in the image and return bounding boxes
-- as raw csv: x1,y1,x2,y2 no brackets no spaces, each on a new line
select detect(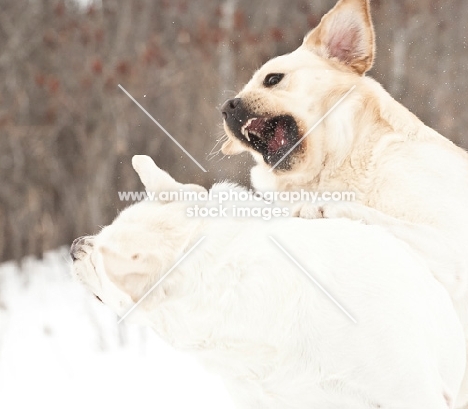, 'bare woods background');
1,0,468,263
